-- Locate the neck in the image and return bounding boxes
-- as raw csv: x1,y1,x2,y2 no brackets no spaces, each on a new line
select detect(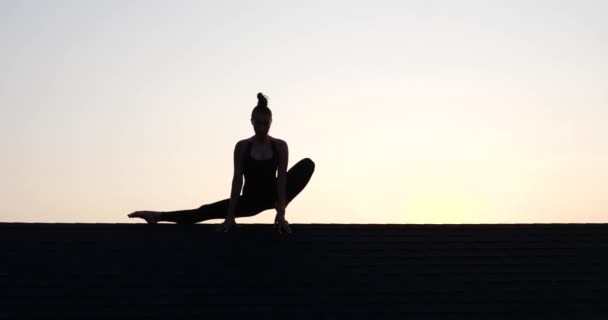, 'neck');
253,135,269,143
